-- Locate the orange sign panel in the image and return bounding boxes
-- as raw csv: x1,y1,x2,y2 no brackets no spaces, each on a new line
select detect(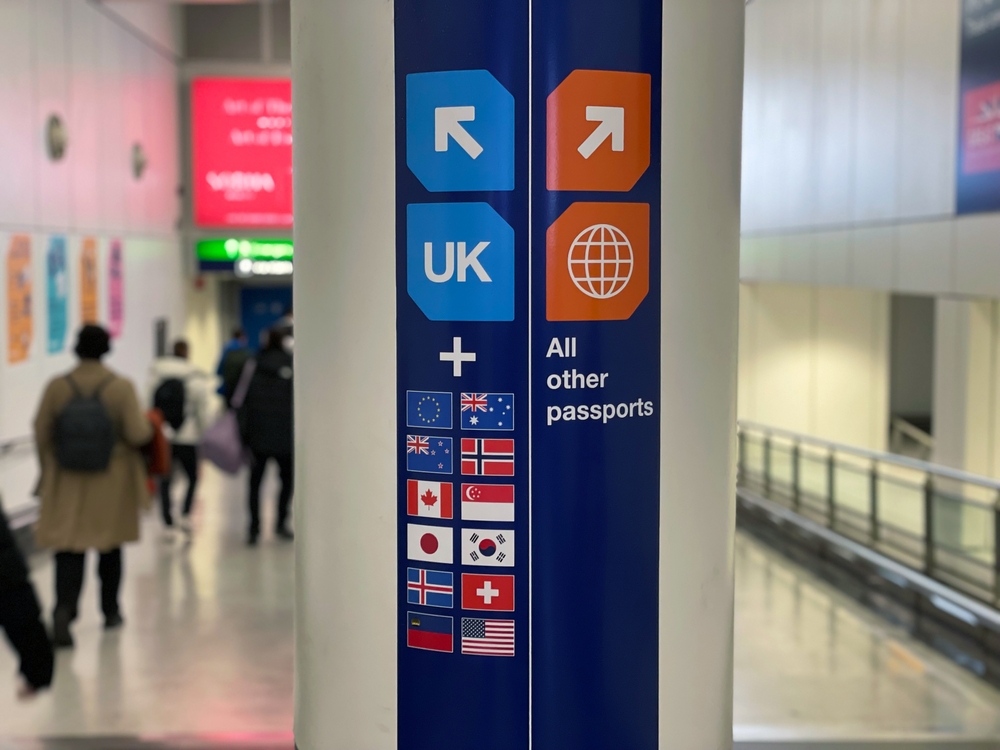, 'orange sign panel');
7,234,33,364
546,202,649,321
546,70,651,192
81,238,99,324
